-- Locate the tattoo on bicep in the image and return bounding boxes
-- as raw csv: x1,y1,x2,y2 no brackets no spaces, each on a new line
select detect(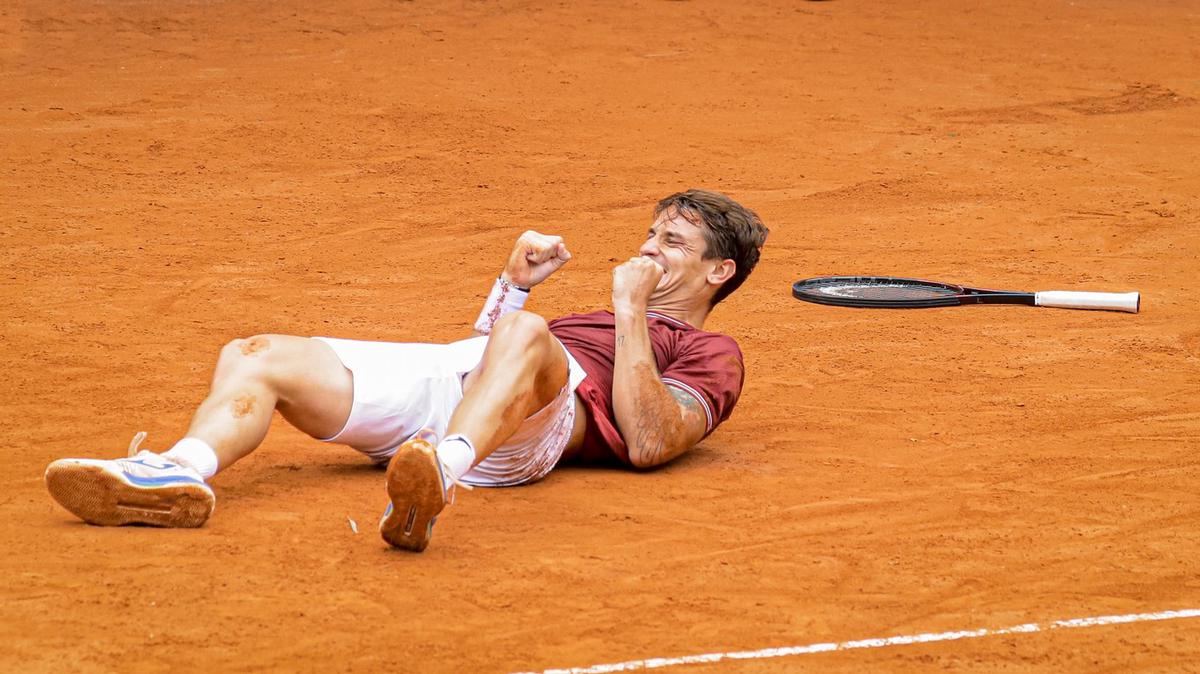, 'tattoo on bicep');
668,386,706,427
